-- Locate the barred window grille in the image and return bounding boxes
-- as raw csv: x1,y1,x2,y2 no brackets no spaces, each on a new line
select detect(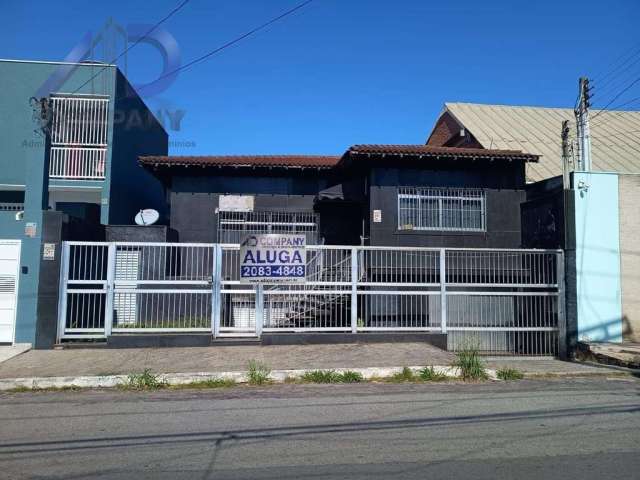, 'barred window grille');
49,94,109,179
217,210,319,244
398,187,486,232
